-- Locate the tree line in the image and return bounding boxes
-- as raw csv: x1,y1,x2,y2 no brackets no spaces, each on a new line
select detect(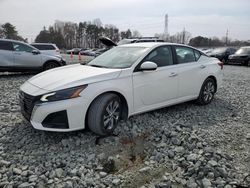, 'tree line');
1,21,249,49
35,19,134,49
